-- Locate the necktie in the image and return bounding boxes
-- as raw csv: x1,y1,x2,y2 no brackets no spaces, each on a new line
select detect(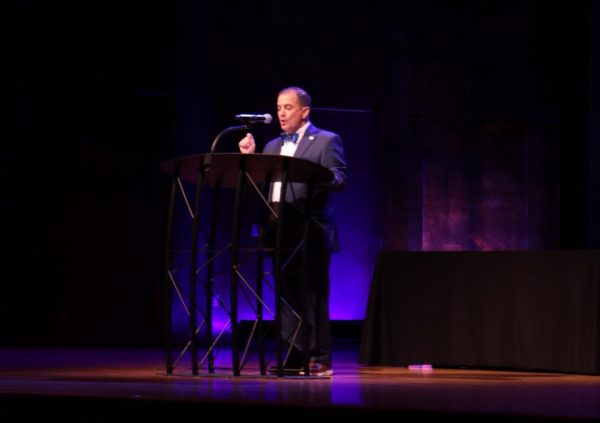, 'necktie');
281,133,299,143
